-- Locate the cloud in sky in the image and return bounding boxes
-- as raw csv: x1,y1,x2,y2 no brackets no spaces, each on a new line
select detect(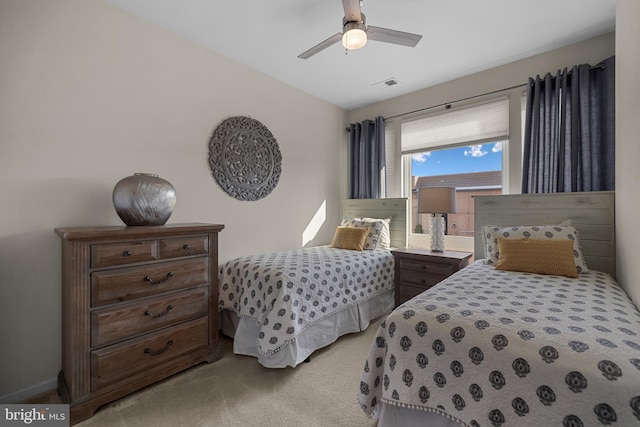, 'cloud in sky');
412,152,431,163
464,145,488,157
492,142,503,152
